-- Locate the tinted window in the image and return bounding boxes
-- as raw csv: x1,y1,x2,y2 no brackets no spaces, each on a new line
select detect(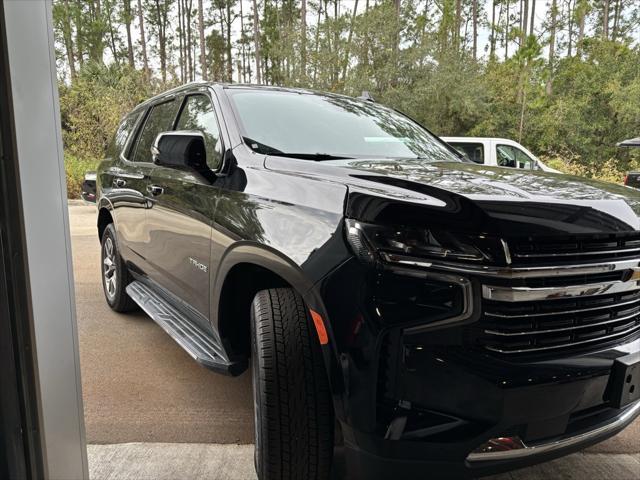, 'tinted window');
228,90,458,162
497,144,535,169
450,142,484,164
108,112,141,159
176,95,223,169
131,100,179,163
